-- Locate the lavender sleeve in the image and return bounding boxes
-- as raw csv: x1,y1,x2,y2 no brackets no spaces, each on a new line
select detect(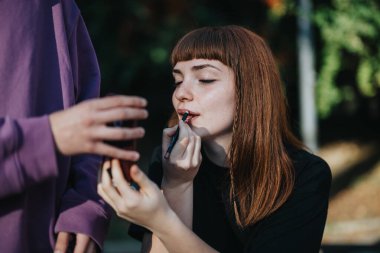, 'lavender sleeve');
54,13,110,247
0,116,58,198
55,154,111,247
